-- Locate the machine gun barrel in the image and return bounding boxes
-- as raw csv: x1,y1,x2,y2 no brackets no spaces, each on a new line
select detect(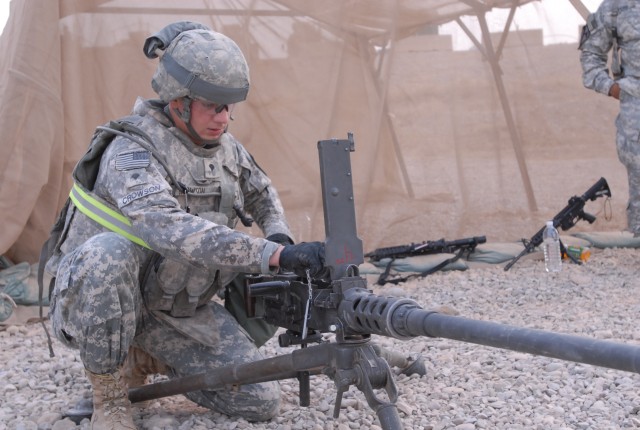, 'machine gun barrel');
335,287,640,374
404,310,640,373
